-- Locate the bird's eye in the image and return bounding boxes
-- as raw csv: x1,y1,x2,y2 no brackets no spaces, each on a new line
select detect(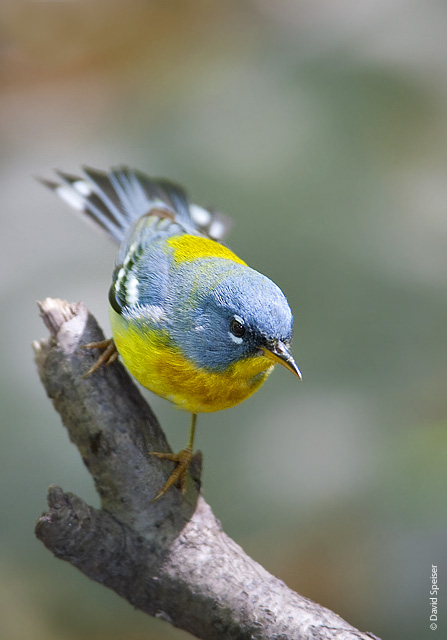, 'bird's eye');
230,318,245,338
